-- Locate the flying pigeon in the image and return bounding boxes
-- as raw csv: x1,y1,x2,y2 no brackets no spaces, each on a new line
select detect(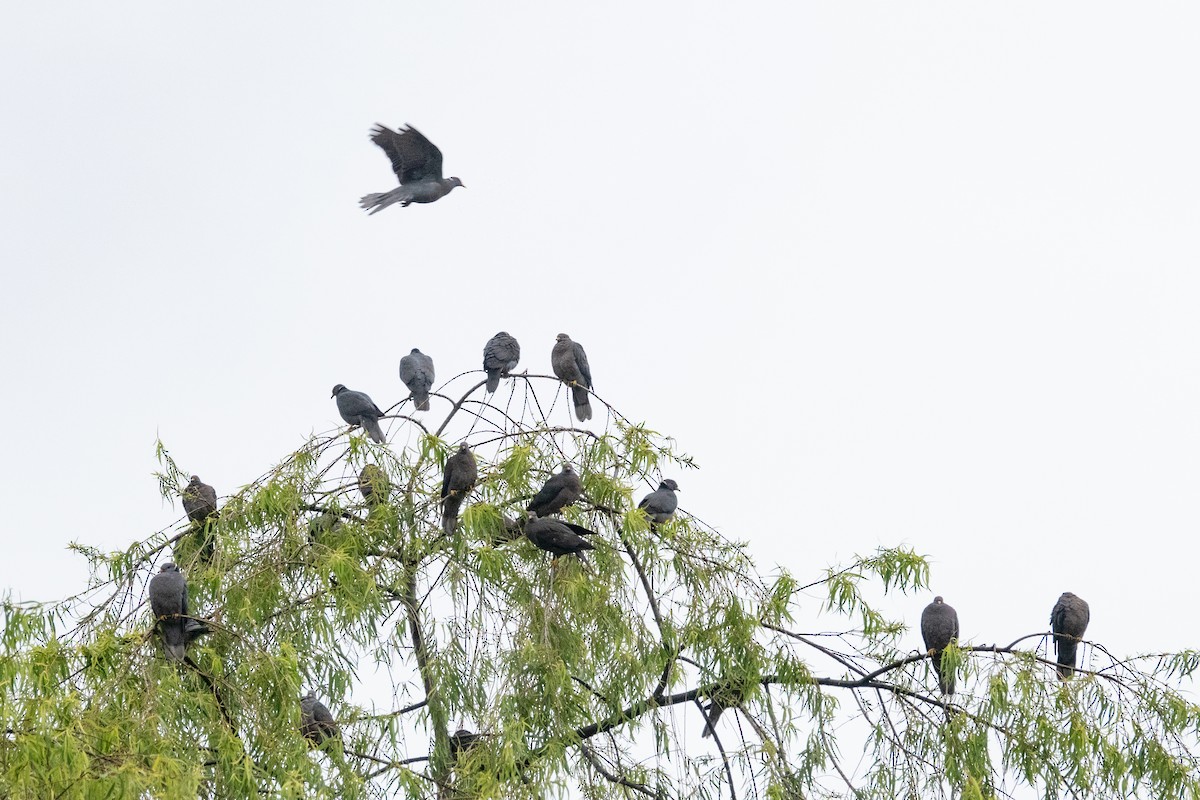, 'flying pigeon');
148,563,189,662
399,348,435,411
300,691,341,746
358,464,390,505
526,464,582,517
921,596,960,696
1050,592,1091,680
523,515,597,559
638,479,680,527
332,384,387,444
360,124,464,214
449,728,488,759
181,475,219,562
441,442,478,535
551,334,593,421
483,332,521,393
